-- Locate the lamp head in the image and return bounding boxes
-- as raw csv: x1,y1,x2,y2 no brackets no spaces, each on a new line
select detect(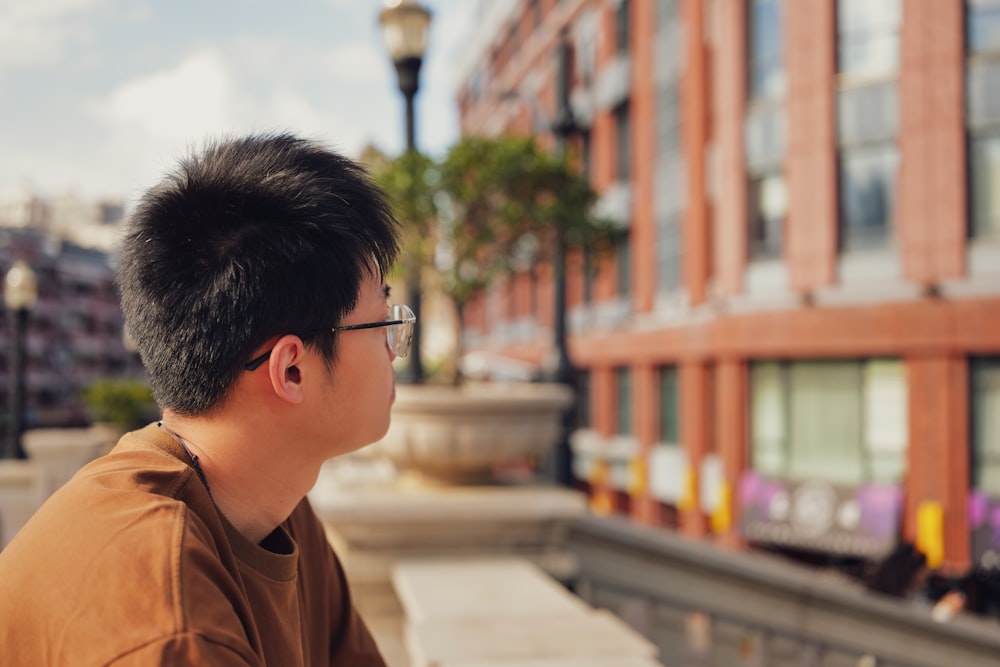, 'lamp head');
379,0,432,63
4,260,38,311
